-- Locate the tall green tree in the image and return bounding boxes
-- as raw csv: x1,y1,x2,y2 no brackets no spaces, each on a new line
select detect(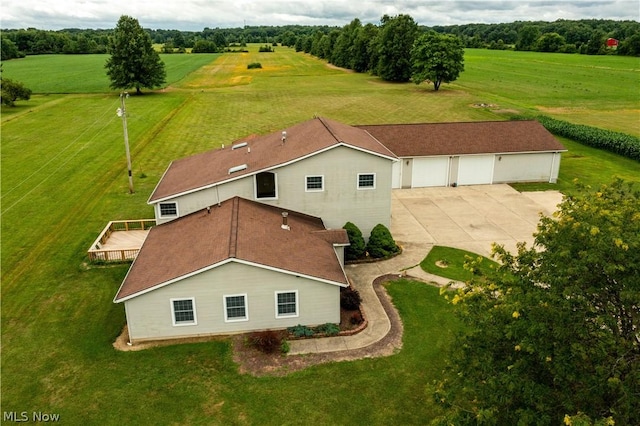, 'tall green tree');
374,14,418,82
1,36,23,60
1,72,32,106
516,24,540,51
105,15,166,94
410,32,464,91
332,18,362,69
434,179,640,425
618,32,640,56
535,32,567,52
351,23,379,73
